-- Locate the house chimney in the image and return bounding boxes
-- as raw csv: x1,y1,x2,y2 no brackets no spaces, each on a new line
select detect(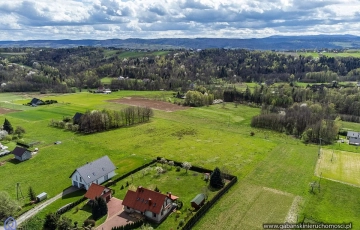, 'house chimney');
168,192,171,198
148,198,152,206
138,186,142,192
